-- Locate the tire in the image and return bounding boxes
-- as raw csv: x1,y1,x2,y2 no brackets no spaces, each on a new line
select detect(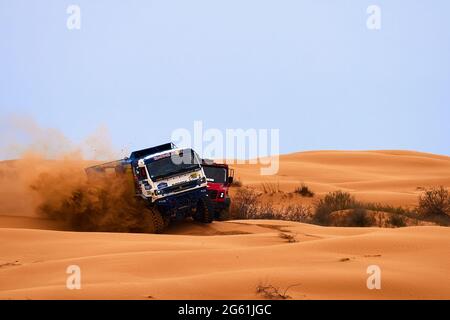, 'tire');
162,215,171,228
145,207,166,233
194,197,213,223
